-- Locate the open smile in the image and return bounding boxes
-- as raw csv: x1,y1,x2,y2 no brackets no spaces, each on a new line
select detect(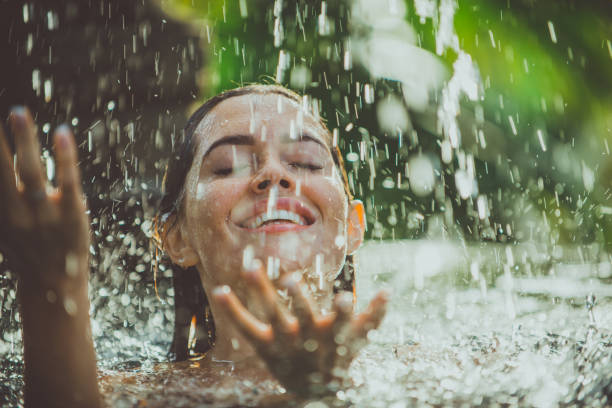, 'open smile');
236,198,316,233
